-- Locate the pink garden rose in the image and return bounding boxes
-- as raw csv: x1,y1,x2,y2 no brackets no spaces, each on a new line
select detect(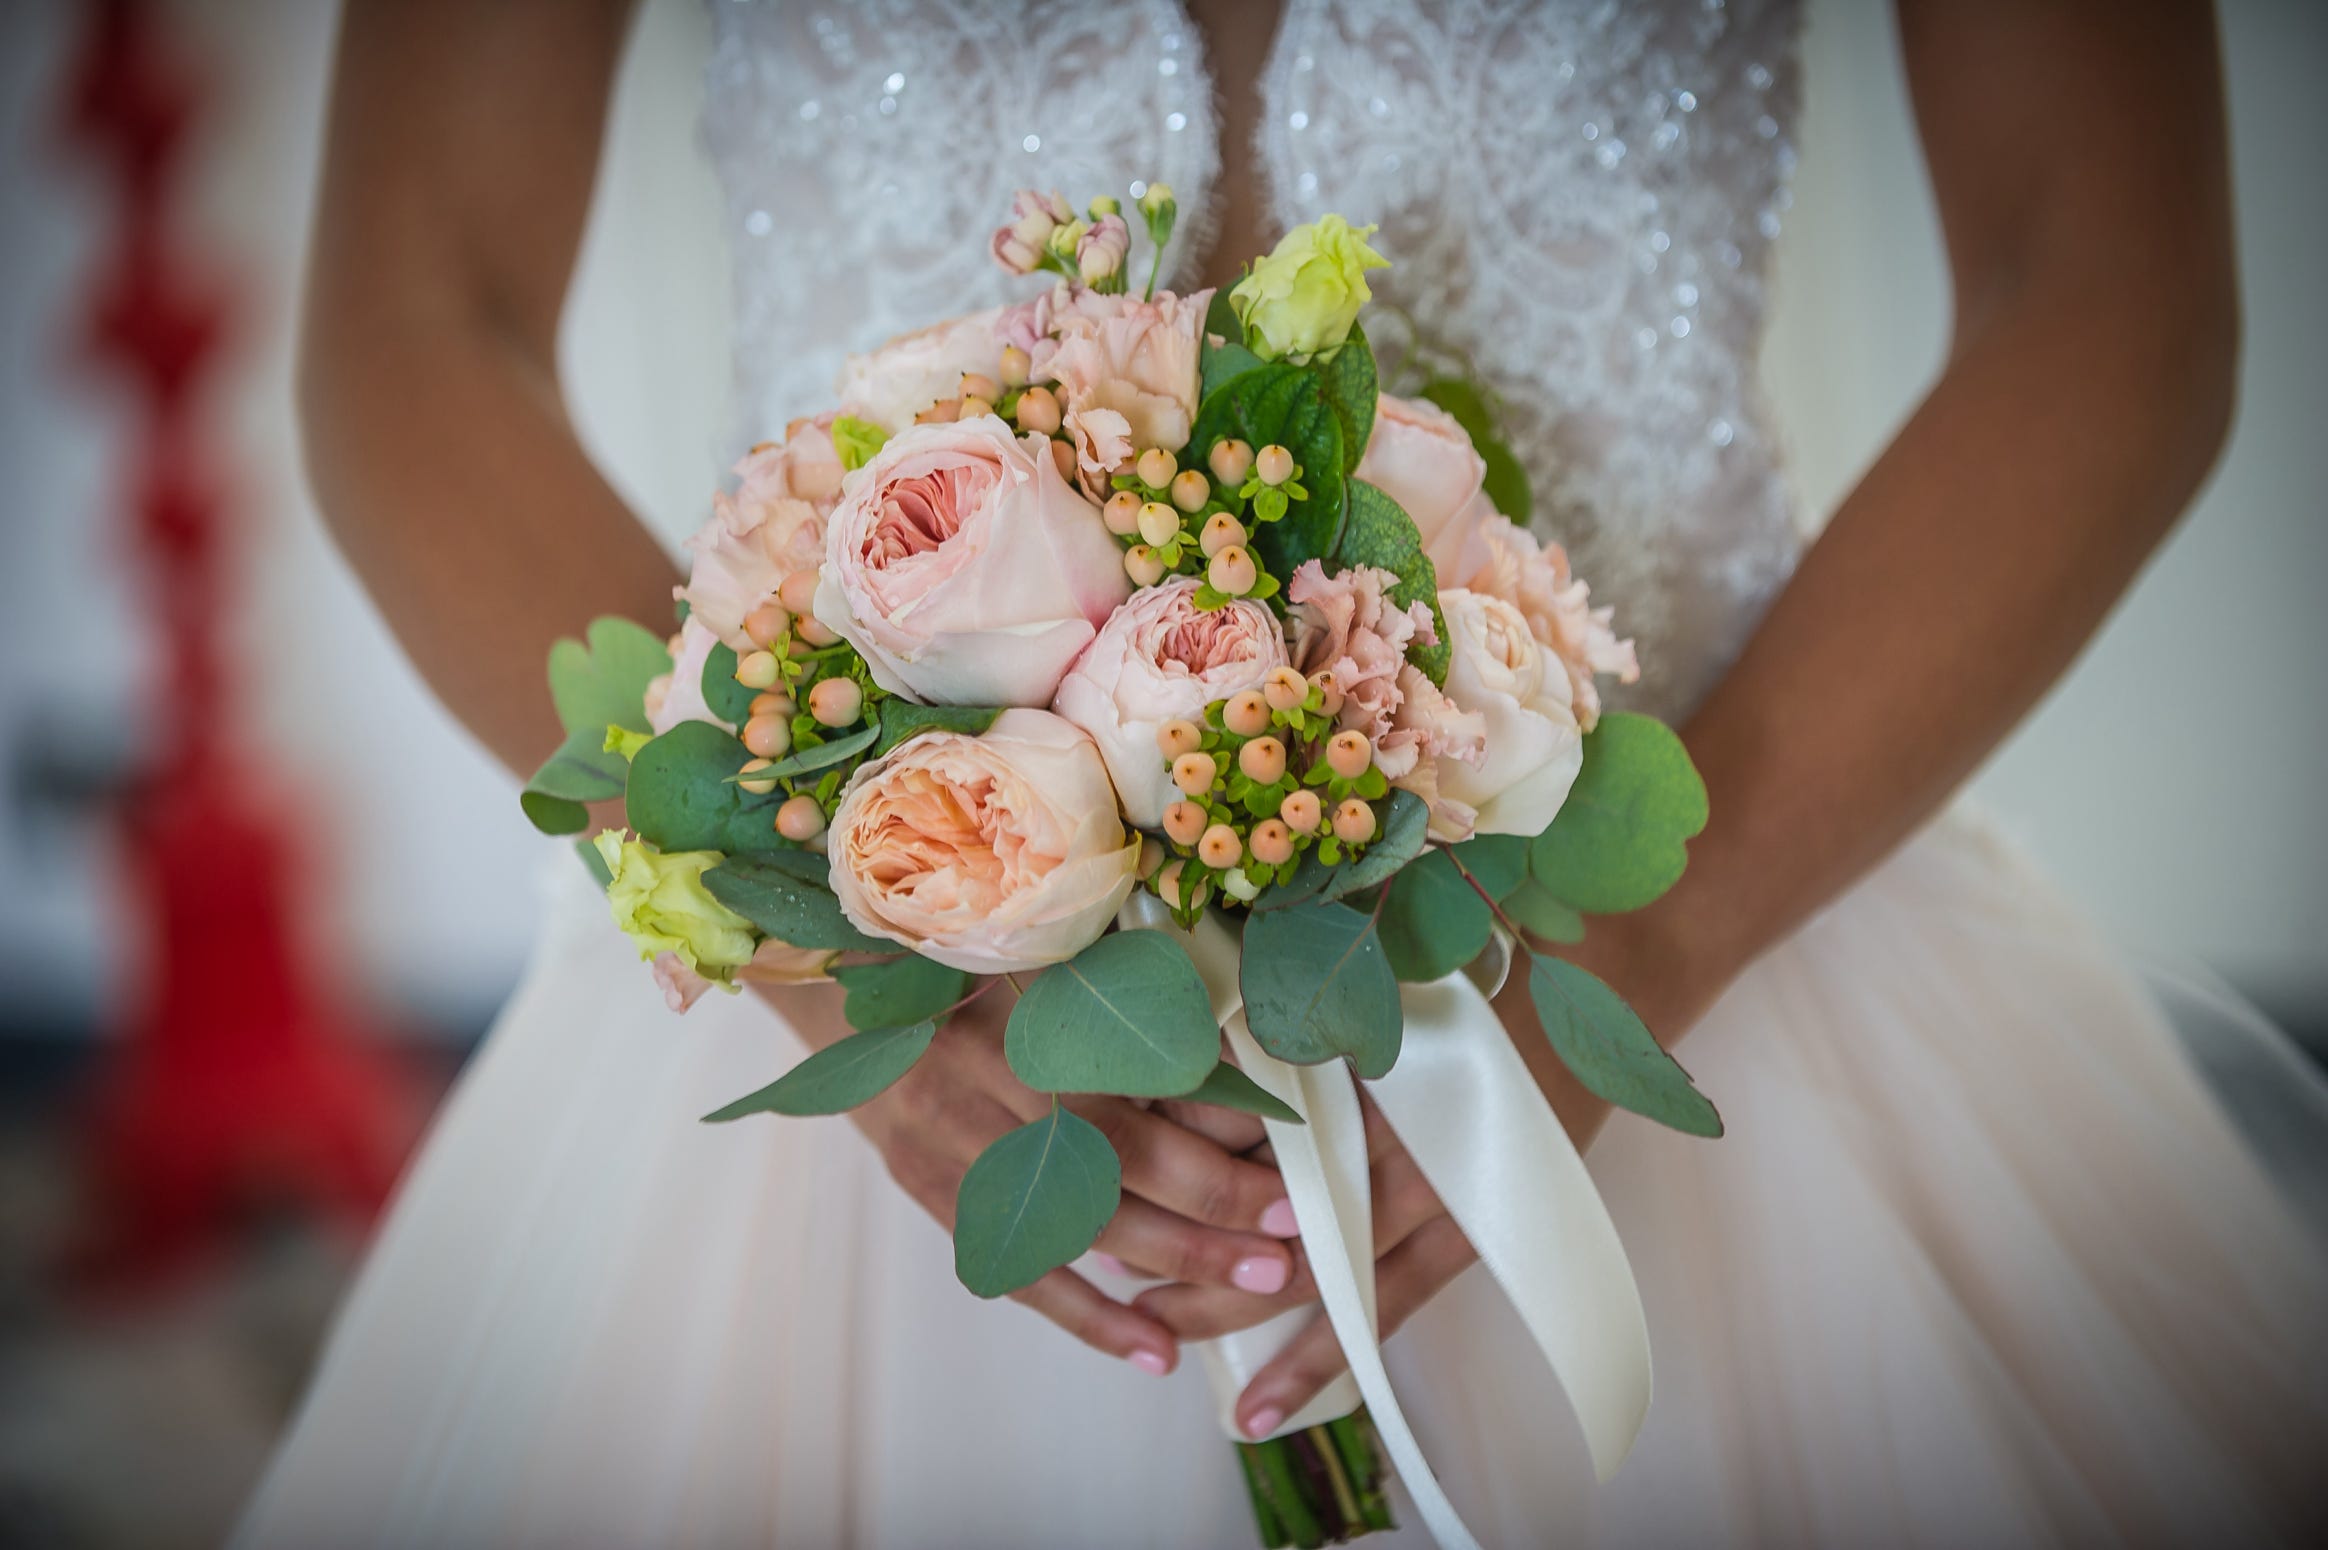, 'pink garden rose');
1051,578,1289,827
681,427,840,653
837,308,1009,432
1462,514,1638,732
1035,286,1210,497
1432,589,1585,837
827,709,1140,974
645,614,723,735
1354,394,1492,581
812,416,1131,706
